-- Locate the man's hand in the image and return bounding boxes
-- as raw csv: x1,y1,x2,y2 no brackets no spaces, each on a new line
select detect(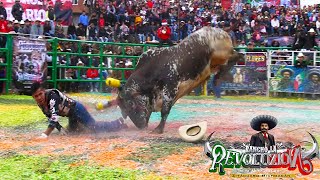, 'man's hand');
36,133,48,139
